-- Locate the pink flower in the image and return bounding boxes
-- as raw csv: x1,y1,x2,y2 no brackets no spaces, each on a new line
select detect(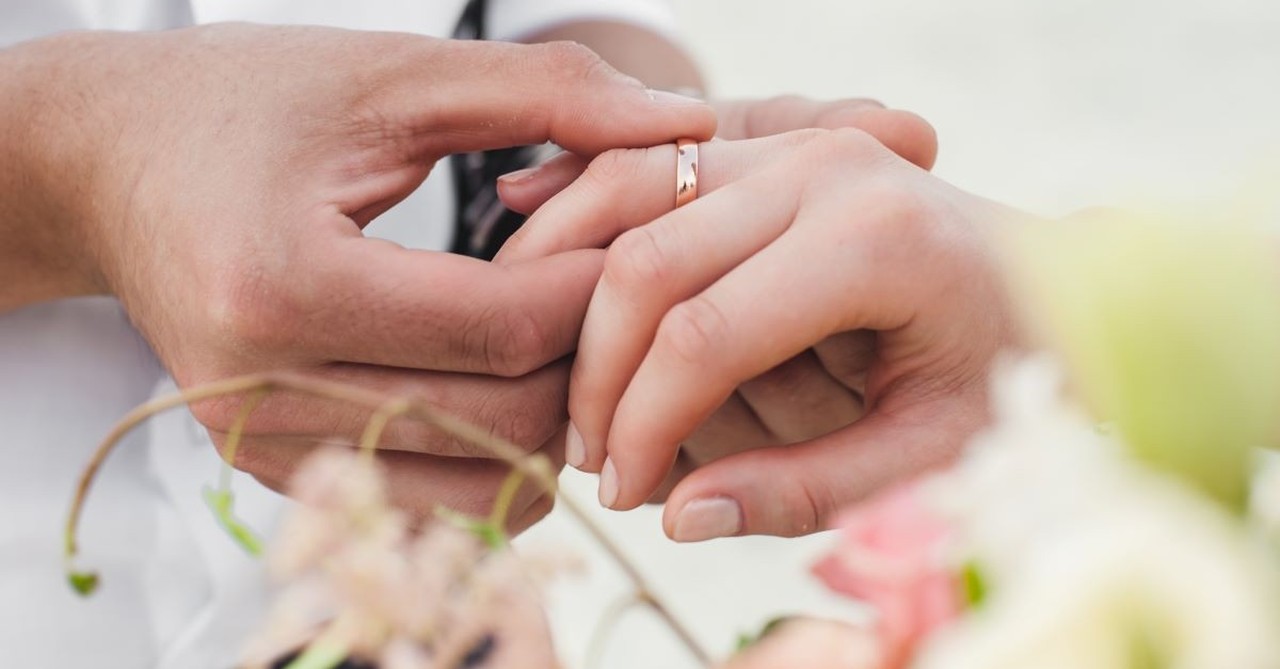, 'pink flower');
812,484,961,668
